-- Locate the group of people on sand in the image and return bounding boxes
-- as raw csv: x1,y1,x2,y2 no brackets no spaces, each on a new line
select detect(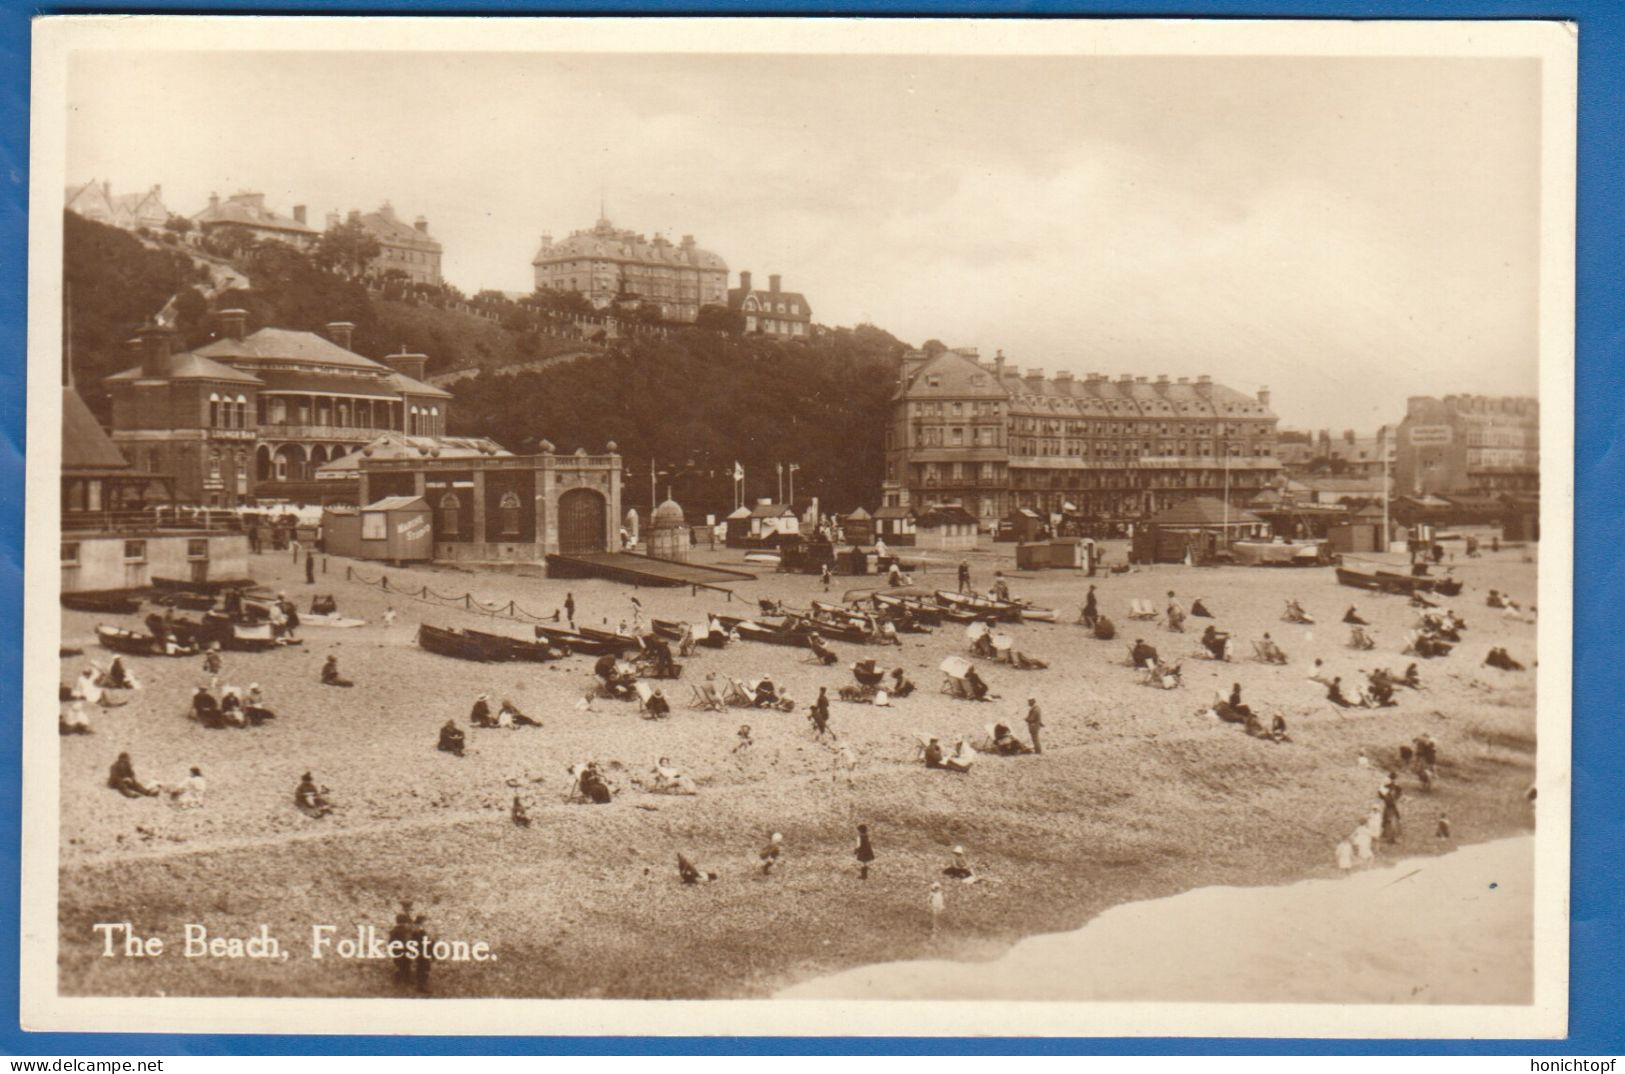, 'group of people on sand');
191,683,276,729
